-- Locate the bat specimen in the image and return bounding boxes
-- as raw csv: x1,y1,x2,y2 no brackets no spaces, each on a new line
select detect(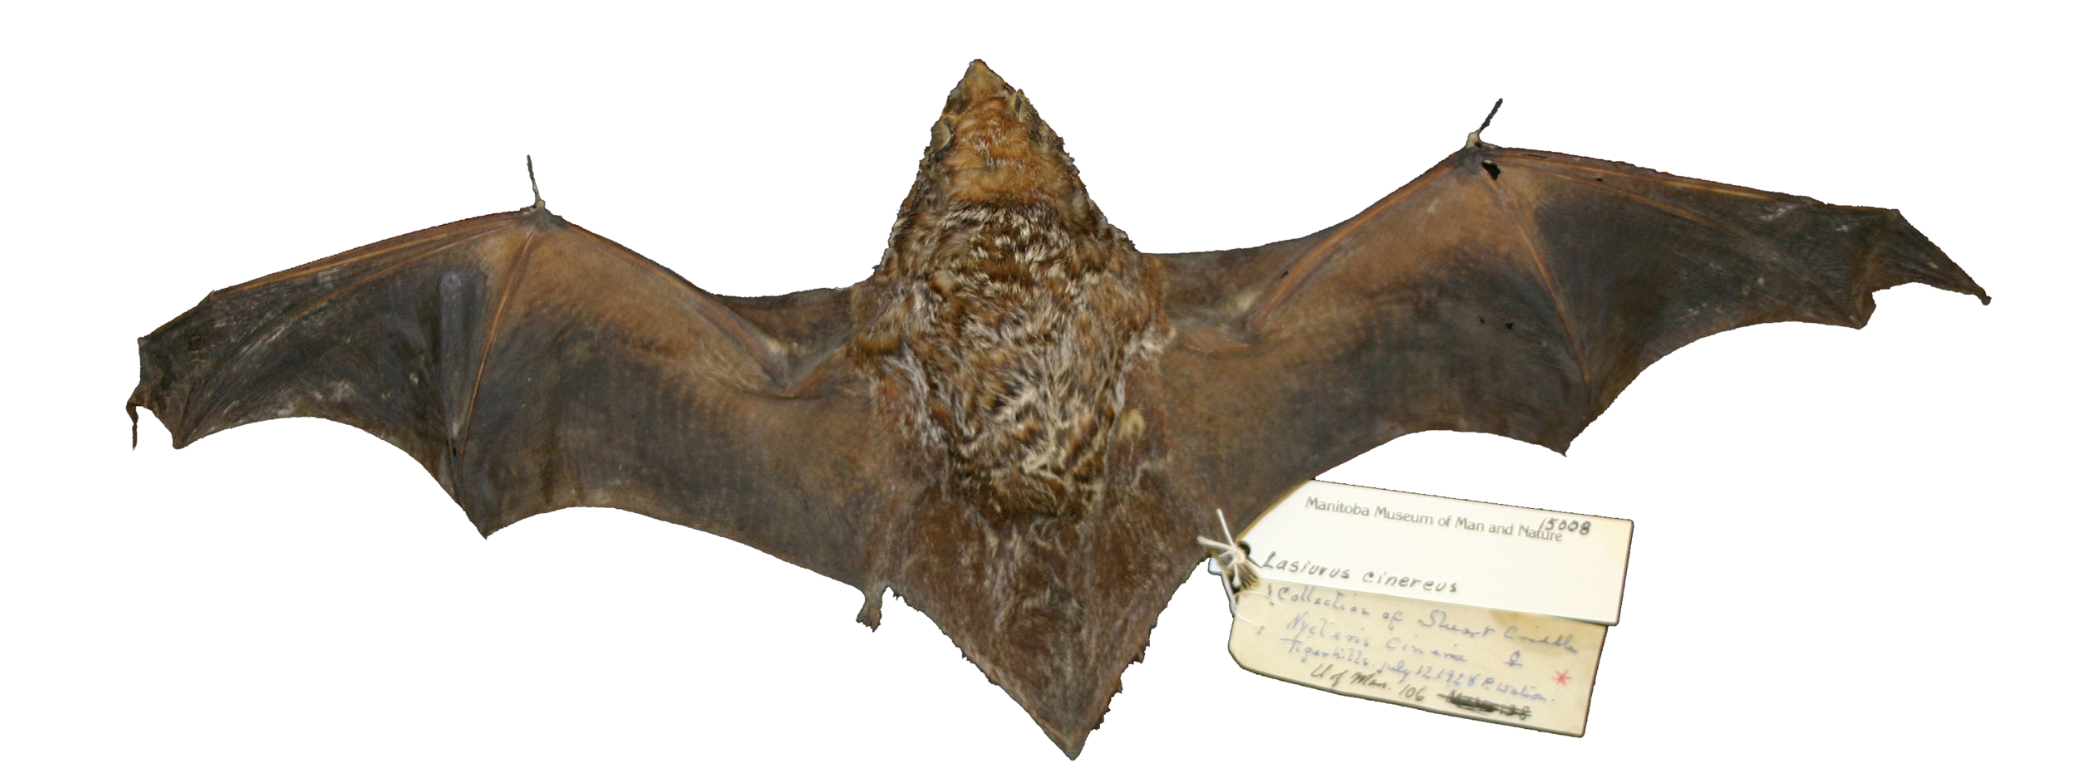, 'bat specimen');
128,61,1987,756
